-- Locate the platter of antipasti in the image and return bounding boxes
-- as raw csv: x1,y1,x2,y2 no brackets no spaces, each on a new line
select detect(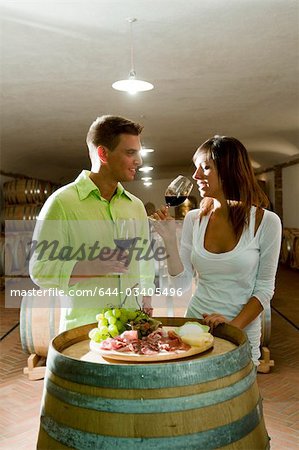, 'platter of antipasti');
89,307,214,362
